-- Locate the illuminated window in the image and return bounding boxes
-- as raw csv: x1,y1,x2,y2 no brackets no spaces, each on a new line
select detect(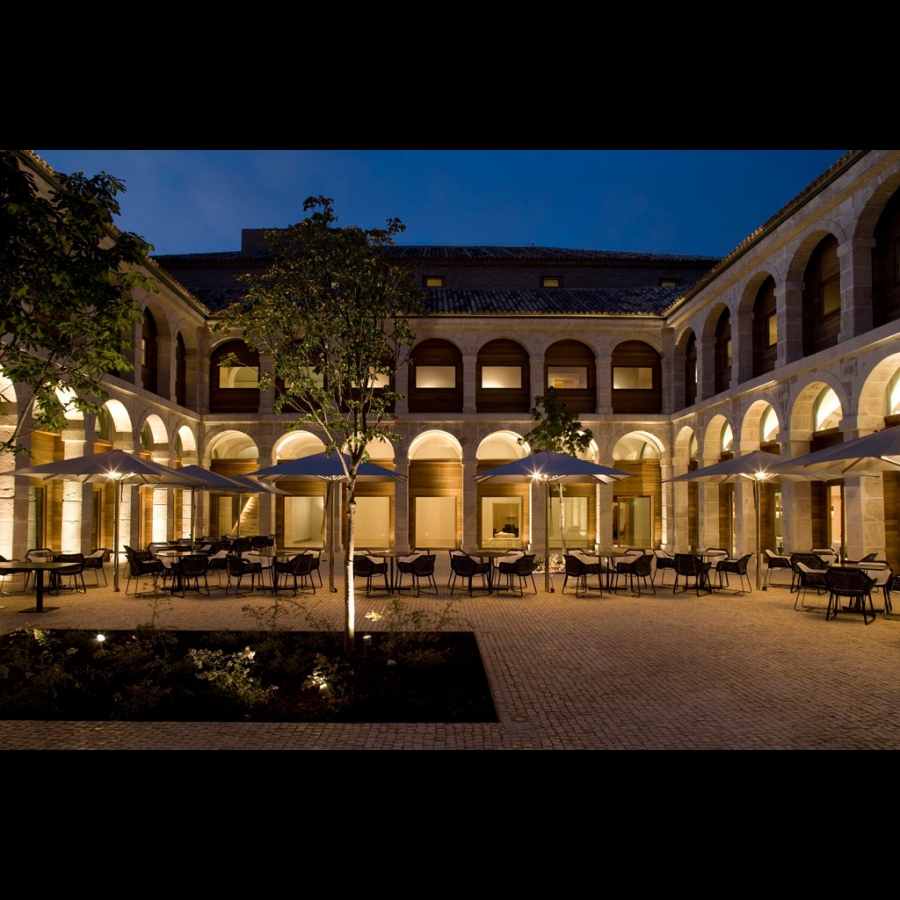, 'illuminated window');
416,366,455,389
766,313,778,347
482,497,522,545
659,278,681,287
542,276,561,288
613,367,653,390
219,365,260,389
548,367,588,390
725,338,732,368
424,276,444,288
482,367,522,389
